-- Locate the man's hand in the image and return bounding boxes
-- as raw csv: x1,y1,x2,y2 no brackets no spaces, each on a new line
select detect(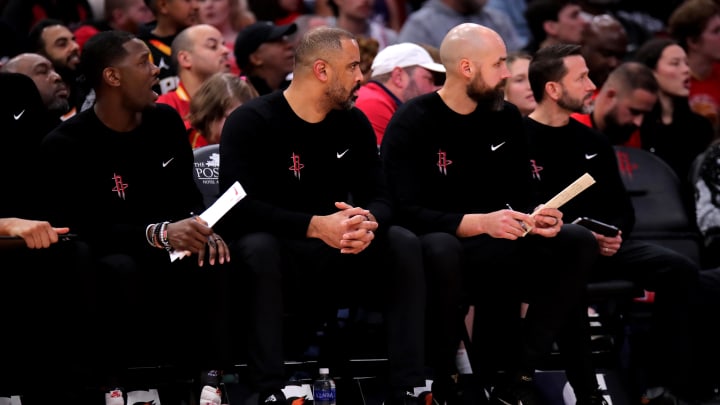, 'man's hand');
307,202,378,253
594,231,623,256
529,206,563,238
457,210,535,240
166,216,214,257
0,217,69,249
